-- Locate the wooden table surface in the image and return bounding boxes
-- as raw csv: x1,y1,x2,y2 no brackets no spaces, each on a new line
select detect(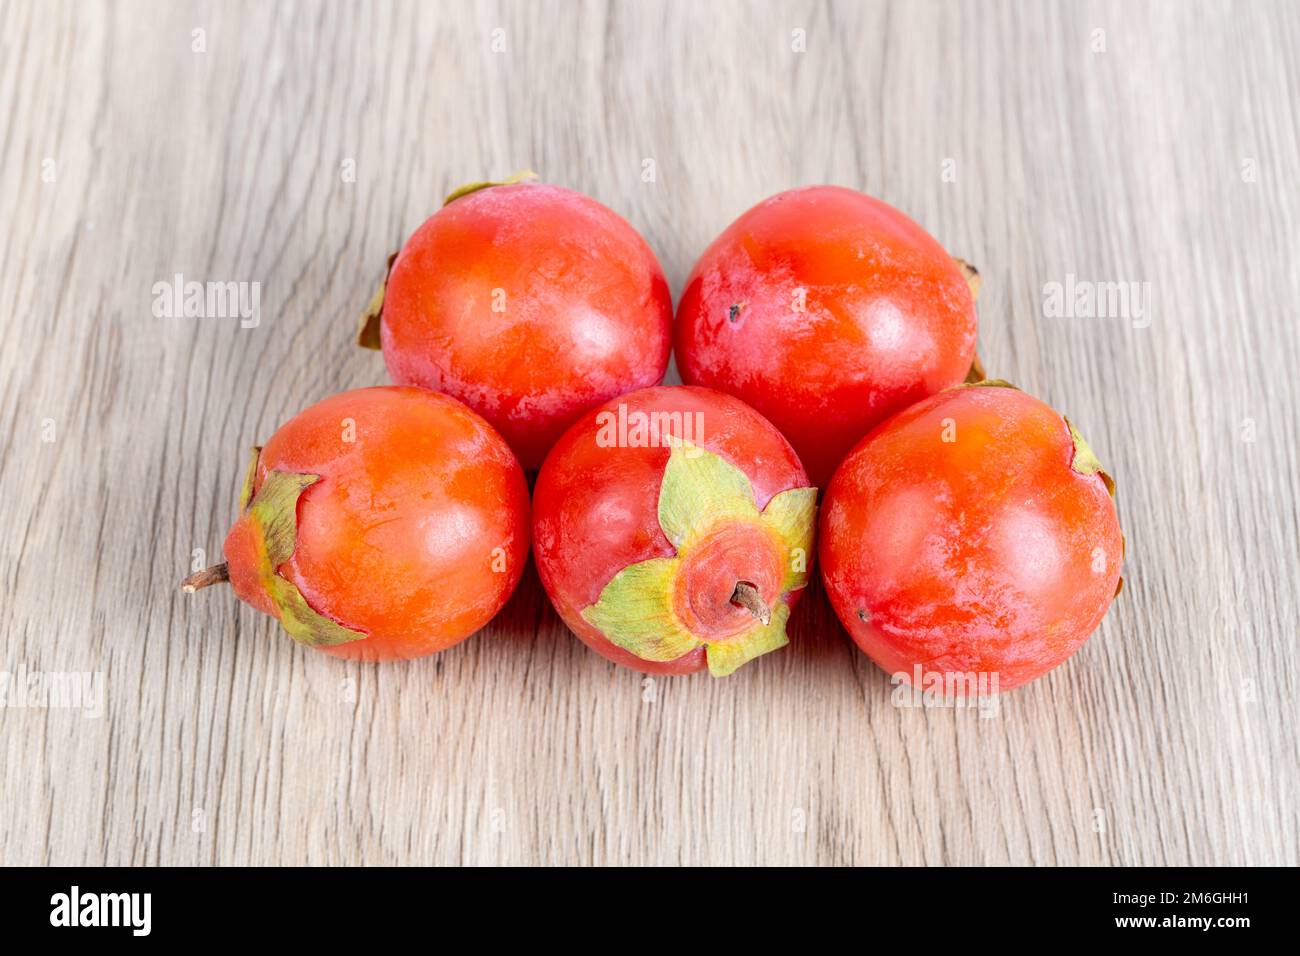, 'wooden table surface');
2,0,1296,866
